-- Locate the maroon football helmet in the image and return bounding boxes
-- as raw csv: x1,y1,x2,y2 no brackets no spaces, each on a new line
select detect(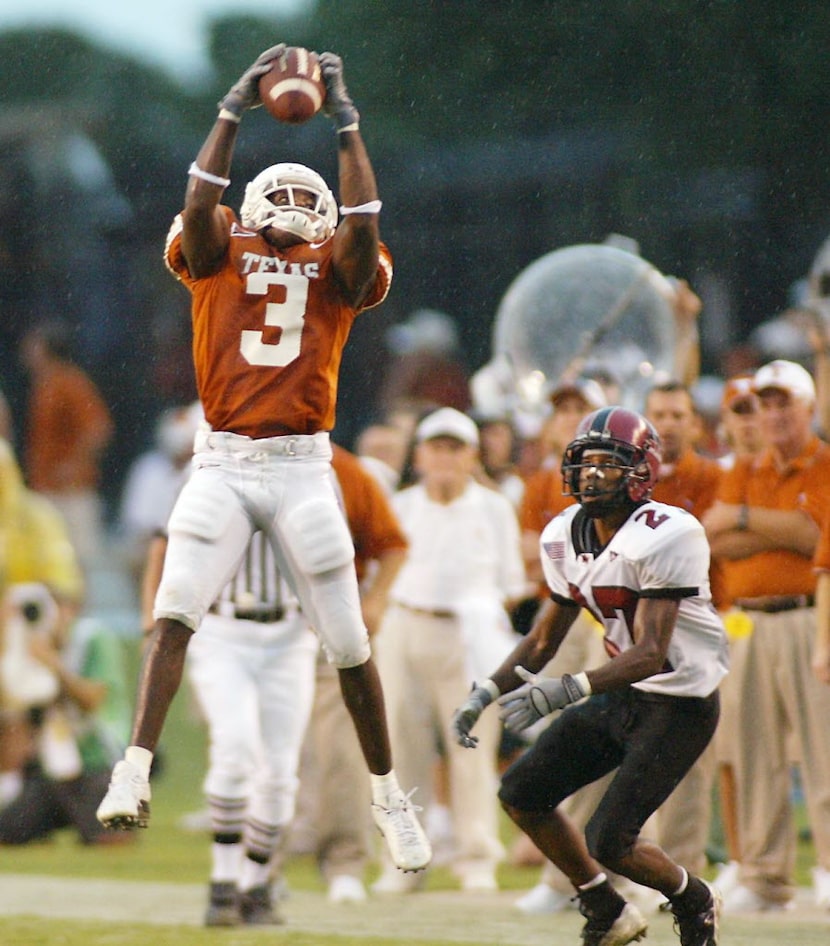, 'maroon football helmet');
561,406,662,504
